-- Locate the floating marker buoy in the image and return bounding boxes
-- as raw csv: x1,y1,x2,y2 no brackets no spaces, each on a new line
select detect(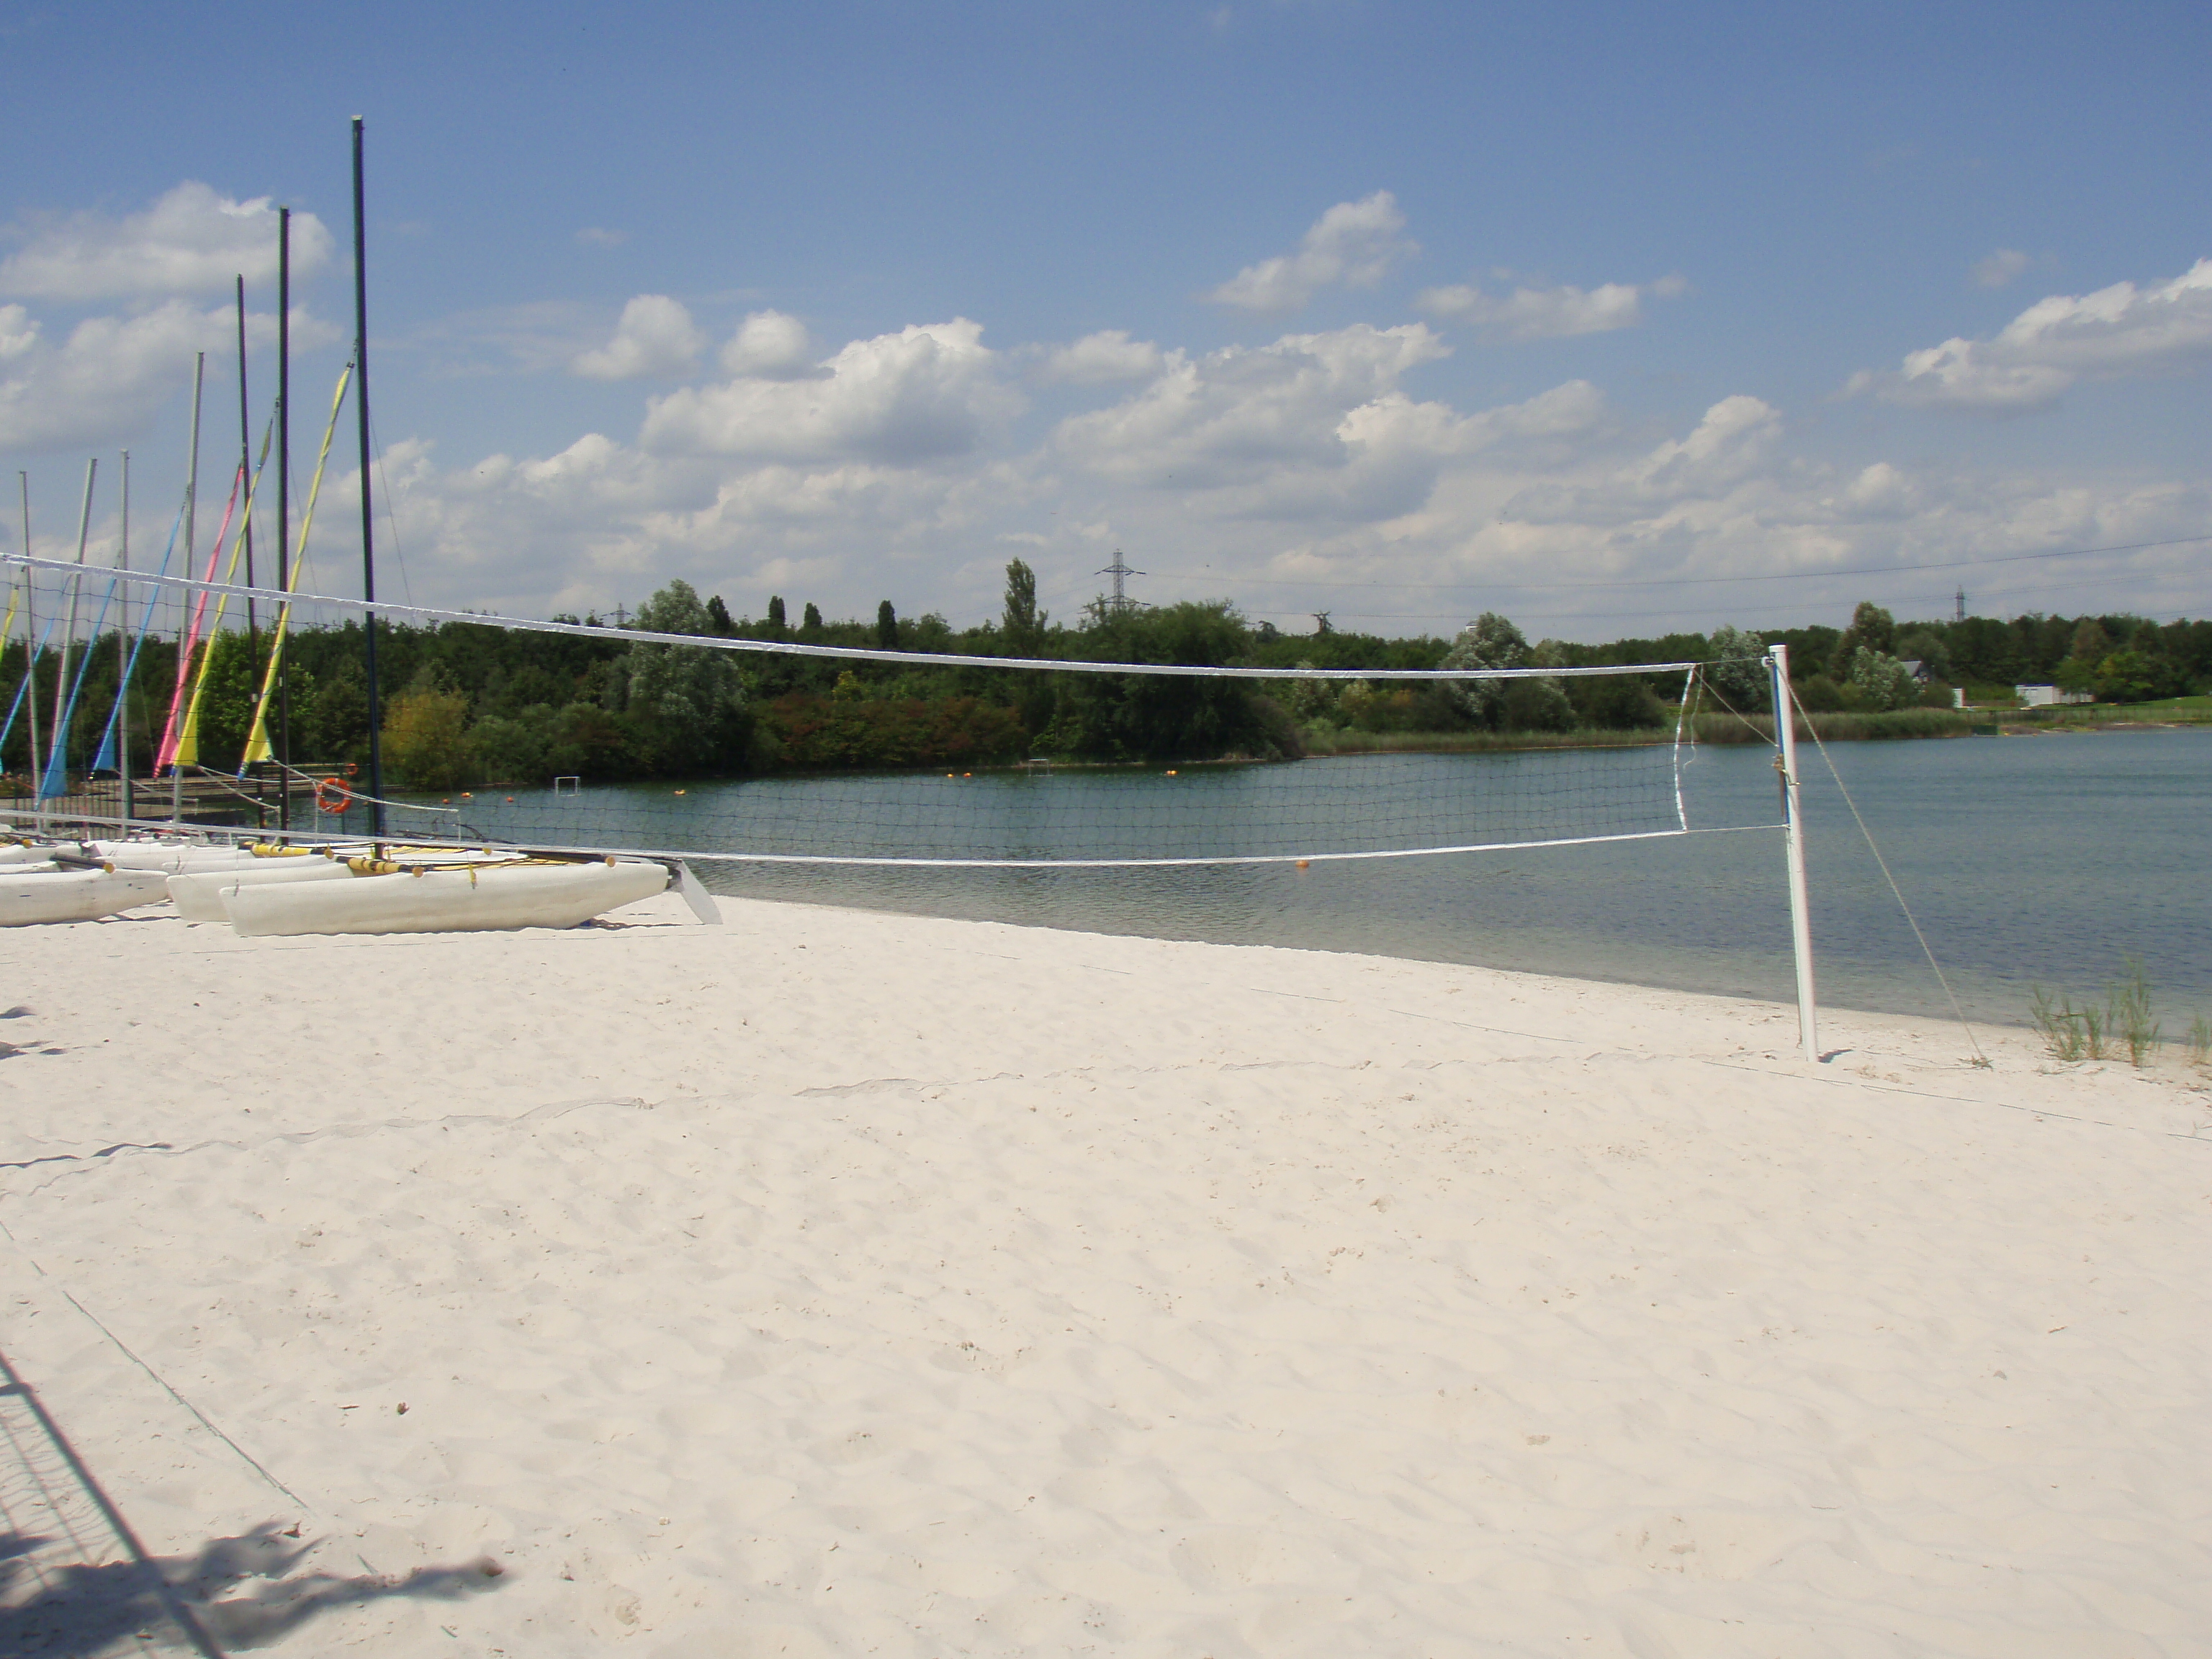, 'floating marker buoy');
1166,769,1178,776
963,773,971,778
461,792,473,799
674,788,686,796
505,796,515,803
1297,859,1310,869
